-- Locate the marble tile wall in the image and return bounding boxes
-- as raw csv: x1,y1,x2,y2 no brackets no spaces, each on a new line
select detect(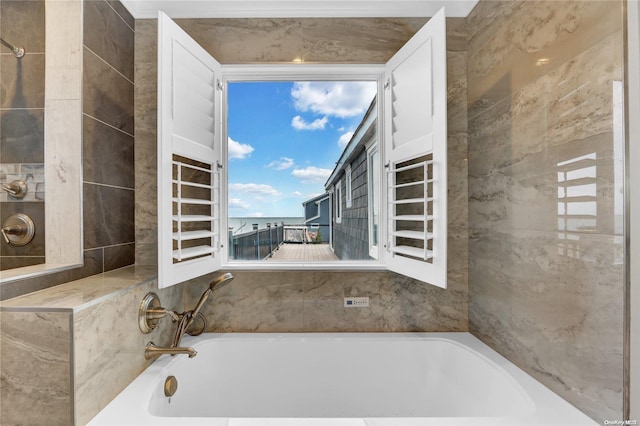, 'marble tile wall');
82,0,135,267
0,0,136,300
135,17,468,332
174,17,429,64
0,266,180,425
43,0,83,271
0,0,46,271
466,0,624,423
0,311,72,425
72,270,182,425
